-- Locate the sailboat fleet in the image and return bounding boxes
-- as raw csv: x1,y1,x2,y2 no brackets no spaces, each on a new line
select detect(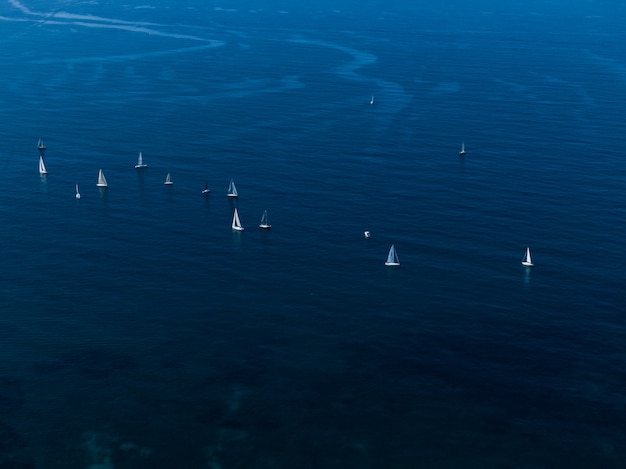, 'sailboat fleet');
34,139,536,268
